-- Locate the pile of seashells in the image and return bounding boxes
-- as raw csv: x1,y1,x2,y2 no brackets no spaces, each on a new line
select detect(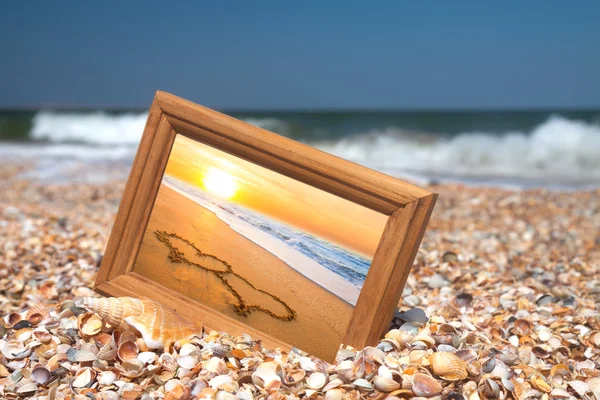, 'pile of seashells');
1,293,599,399
1,169,599,399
